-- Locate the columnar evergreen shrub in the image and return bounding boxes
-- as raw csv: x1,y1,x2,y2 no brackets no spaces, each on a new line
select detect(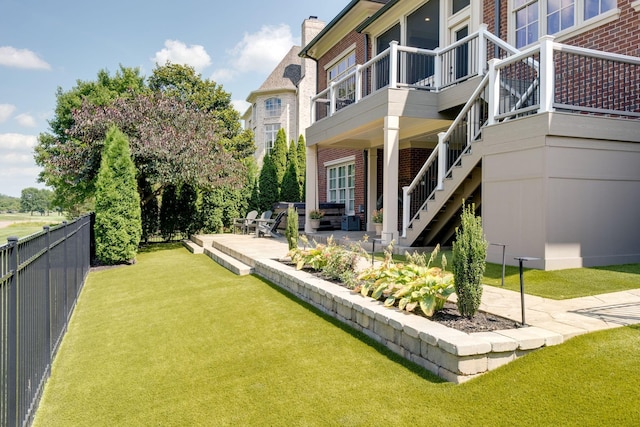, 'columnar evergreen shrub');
452,201,488,318
258,154,279,212
199,188,224,234
280,146,300,202
285,204,298,250
296,134,306,199
94,126,141,264
271,128,288,186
